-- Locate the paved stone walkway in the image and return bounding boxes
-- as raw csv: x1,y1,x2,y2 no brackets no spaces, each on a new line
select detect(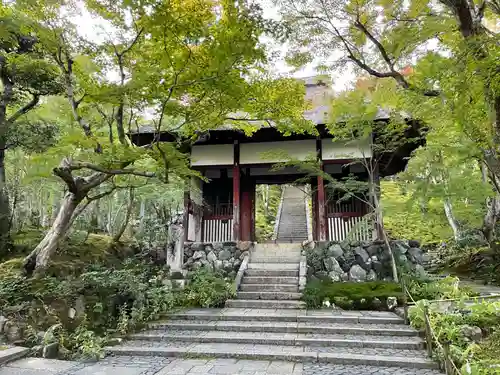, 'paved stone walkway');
2,357,302,375
1,357,444,375
303,363,443,375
